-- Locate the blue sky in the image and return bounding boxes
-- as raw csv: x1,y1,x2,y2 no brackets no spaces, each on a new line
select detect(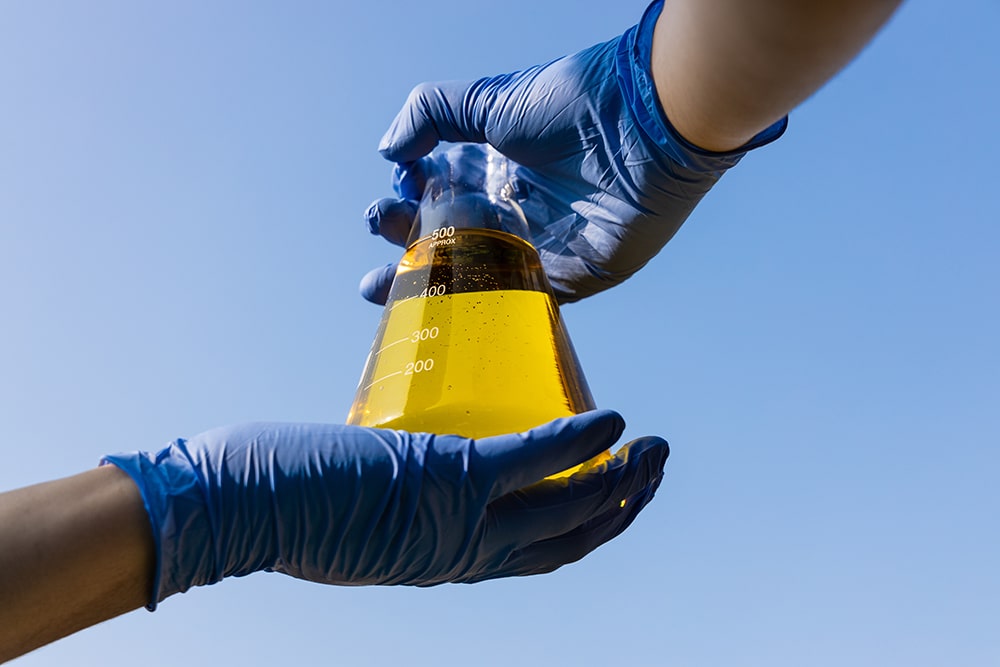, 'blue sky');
1,1,997,665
